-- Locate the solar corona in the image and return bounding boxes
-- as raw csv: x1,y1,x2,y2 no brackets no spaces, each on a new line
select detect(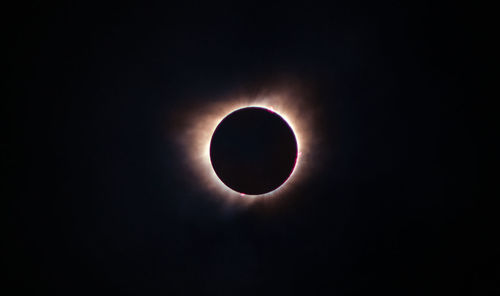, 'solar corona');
179,92,314,202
